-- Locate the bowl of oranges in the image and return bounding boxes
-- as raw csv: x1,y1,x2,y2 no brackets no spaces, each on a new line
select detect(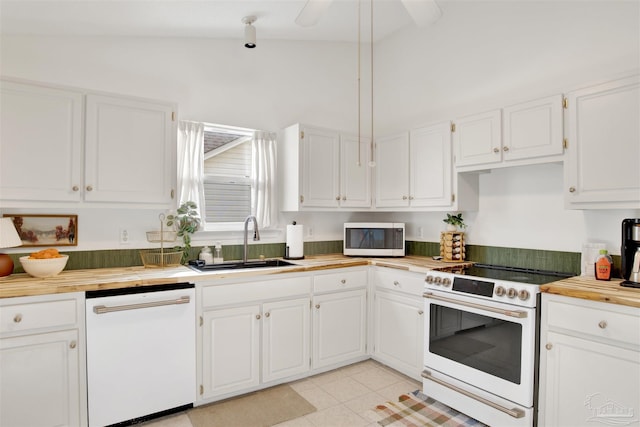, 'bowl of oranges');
19,248,69,278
